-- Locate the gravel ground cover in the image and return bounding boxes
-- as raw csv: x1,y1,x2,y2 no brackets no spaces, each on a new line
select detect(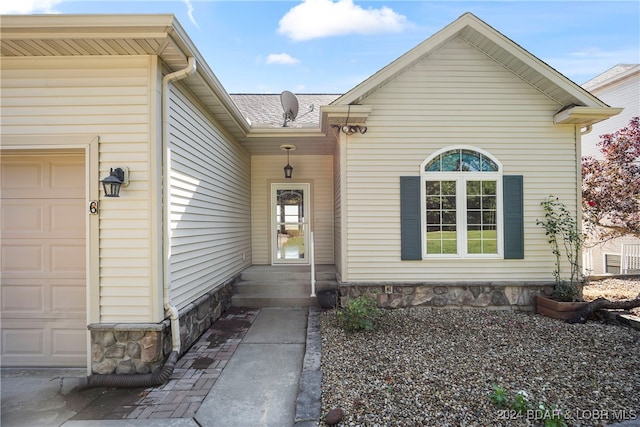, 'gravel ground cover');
320,281,640,426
